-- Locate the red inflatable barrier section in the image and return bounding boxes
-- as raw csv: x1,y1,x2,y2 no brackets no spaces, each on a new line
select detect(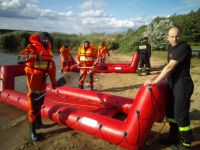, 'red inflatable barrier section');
65,52,140,73
0,64,169,150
